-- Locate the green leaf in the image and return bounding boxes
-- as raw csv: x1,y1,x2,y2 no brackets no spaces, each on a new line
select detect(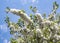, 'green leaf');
32,7,37,13
42,13,46,19
5,16,10,23
21,10,25,13
30,6,32,9
10,38,18,43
